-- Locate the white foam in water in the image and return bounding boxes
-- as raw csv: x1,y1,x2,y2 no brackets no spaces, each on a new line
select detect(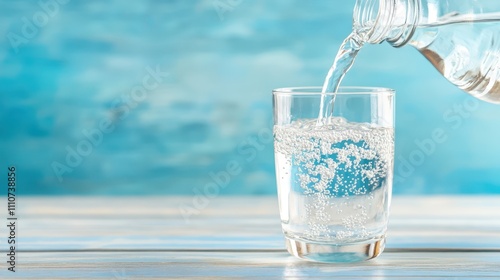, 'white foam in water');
274,118,394,242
